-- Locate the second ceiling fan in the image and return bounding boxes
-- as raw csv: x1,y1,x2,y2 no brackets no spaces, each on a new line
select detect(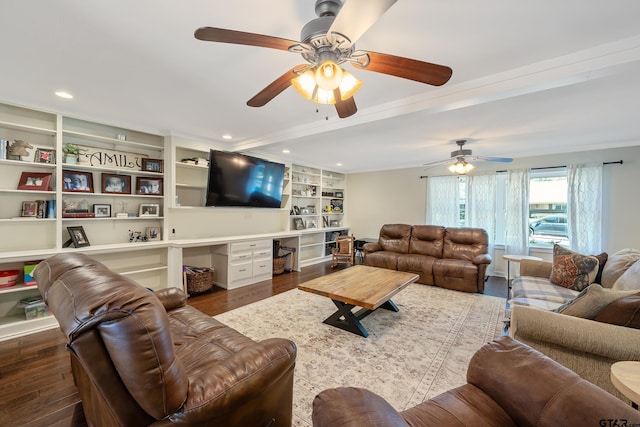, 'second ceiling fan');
195,0,452,118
